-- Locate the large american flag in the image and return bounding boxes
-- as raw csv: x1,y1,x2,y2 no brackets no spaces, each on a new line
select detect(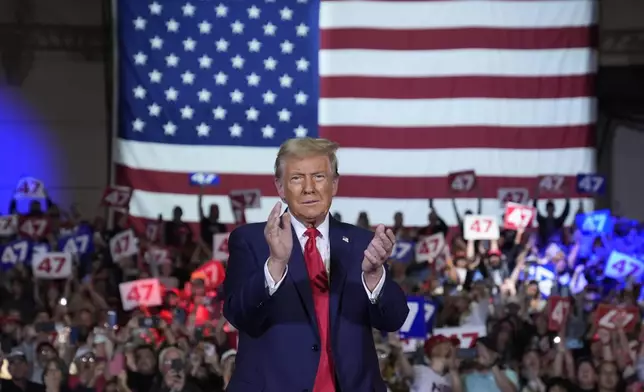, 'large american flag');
113,0,597,230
